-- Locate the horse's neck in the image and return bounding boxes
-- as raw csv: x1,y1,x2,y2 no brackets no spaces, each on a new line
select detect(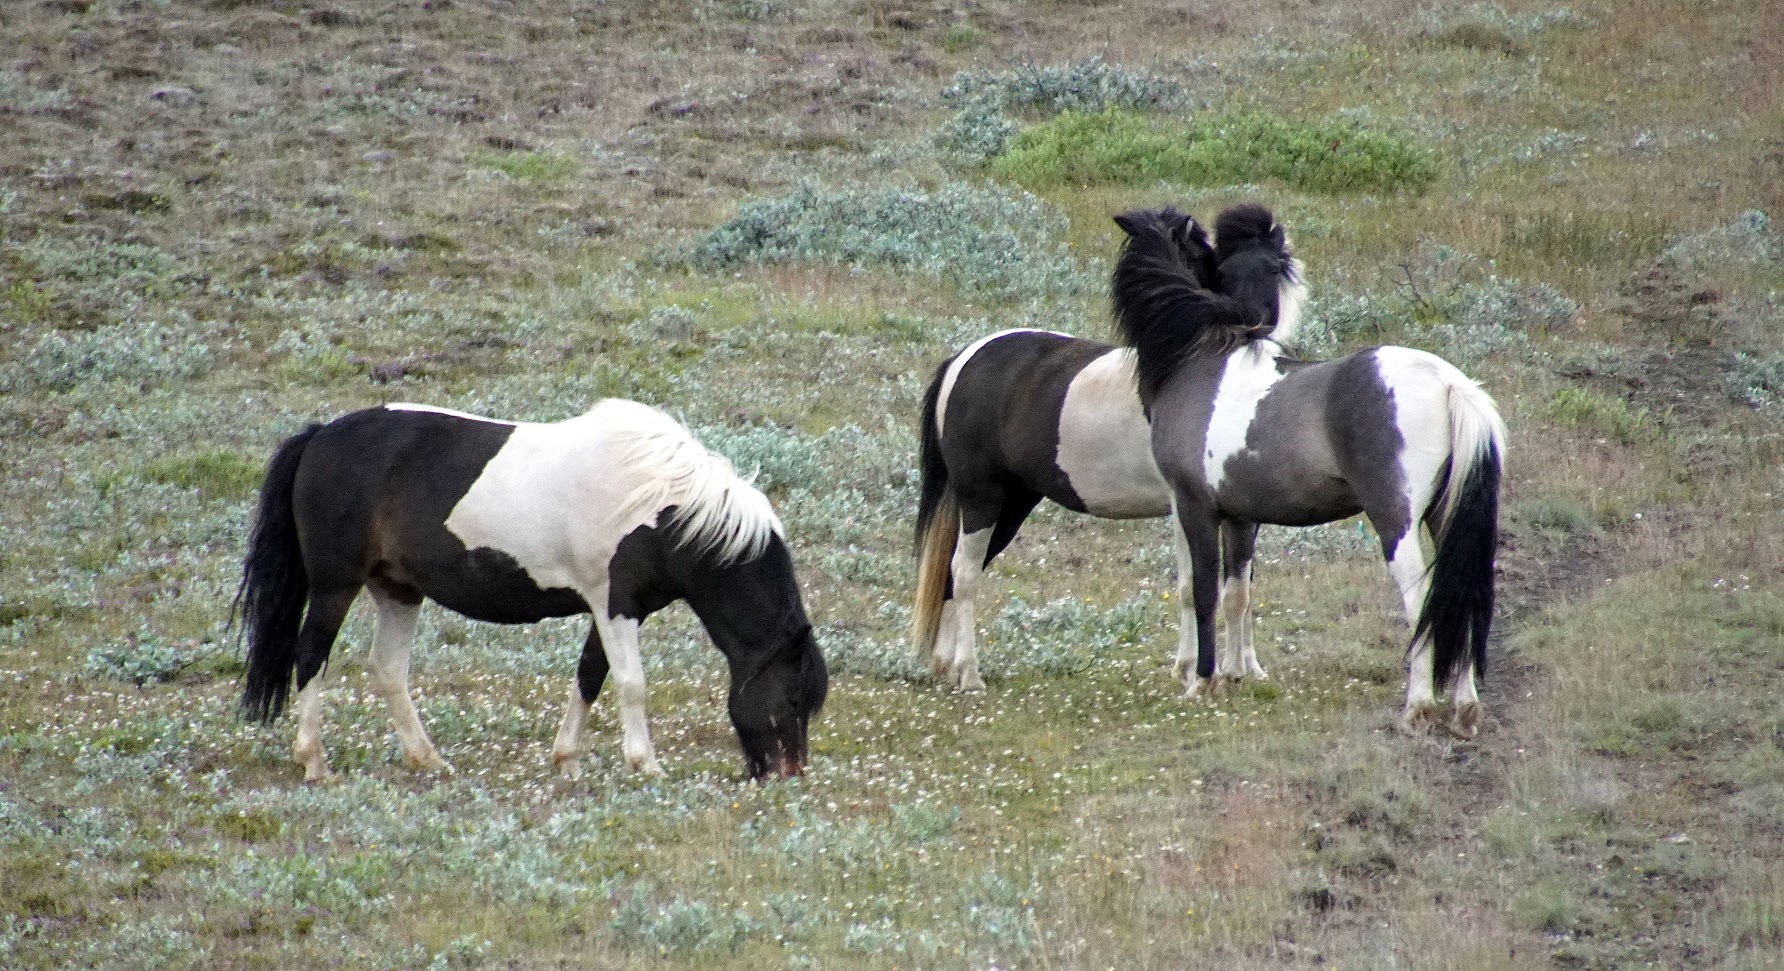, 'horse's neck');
679,538,805,661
